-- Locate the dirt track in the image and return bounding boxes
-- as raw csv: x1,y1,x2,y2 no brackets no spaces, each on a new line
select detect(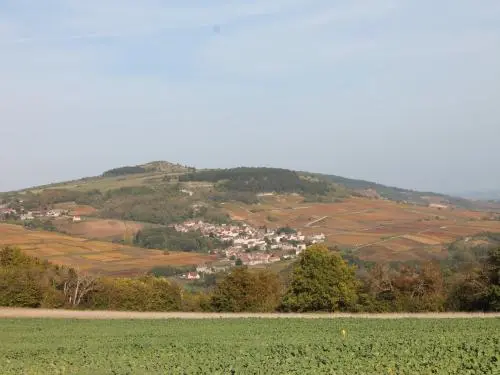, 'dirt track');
0,308,499,320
